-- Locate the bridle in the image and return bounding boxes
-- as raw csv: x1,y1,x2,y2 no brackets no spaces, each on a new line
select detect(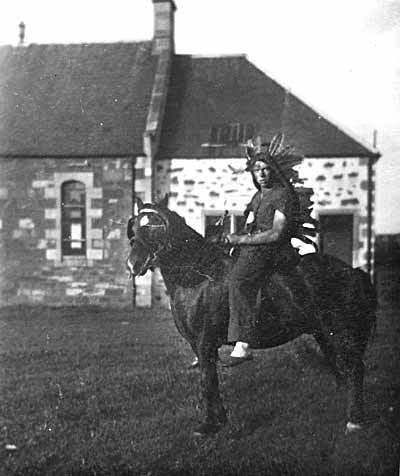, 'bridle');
127,207,171,277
